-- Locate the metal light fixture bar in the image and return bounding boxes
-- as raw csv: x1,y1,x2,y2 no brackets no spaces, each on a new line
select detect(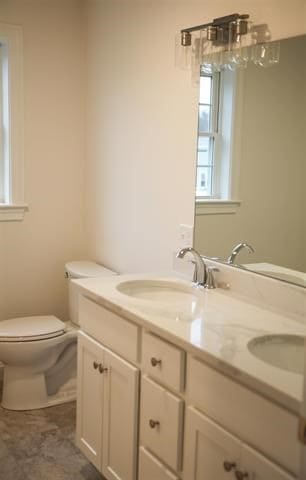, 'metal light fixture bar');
180,13,249,46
